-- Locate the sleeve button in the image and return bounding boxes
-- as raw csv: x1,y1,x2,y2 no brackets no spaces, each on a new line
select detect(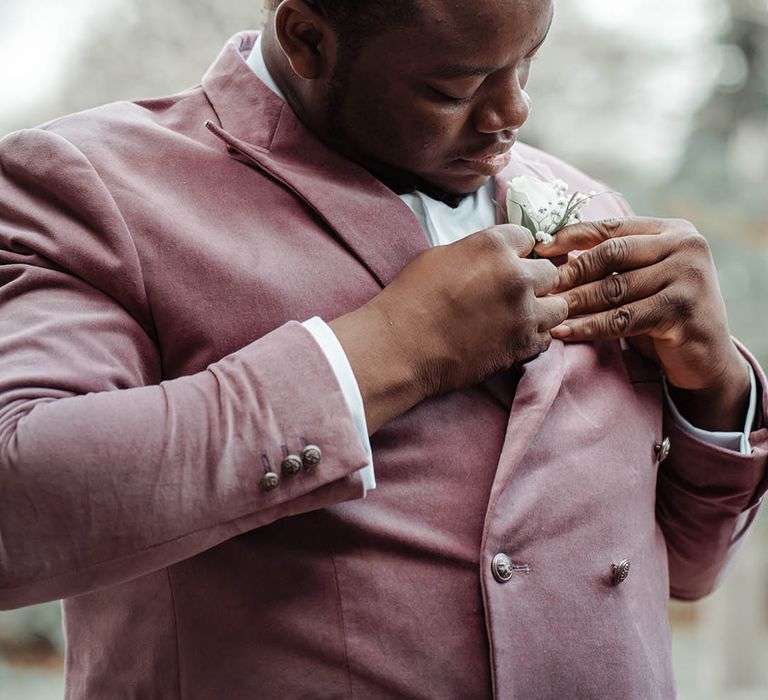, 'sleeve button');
281,455,303,476
260,472,280,491
301,445,322,469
